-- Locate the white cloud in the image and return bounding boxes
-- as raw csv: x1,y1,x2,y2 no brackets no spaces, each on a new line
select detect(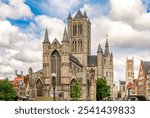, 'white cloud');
0,0,33,20
0,20,18,47
0,65,13,74
29,15,65,42
110,0,144,21
45,0,80,17
0,19,42,78
13,50,42,62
